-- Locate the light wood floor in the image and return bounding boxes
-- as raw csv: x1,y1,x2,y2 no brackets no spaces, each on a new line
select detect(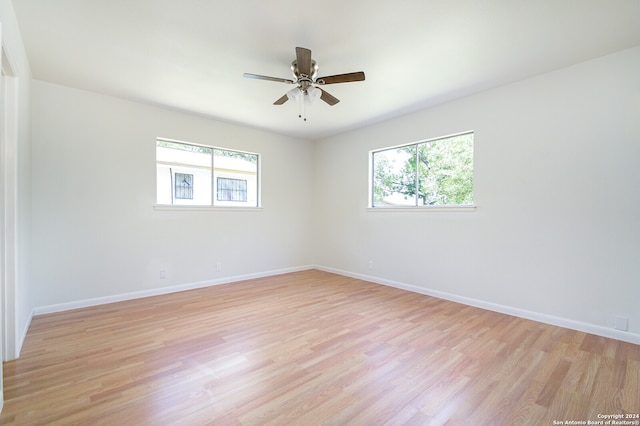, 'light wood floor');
1,270,638,425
